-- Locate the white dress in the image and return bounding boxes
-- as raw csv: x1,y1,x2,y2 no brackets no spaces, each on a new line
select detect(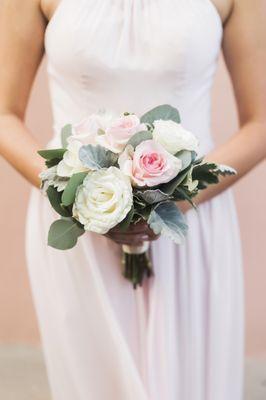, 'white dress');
26,0,244,399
